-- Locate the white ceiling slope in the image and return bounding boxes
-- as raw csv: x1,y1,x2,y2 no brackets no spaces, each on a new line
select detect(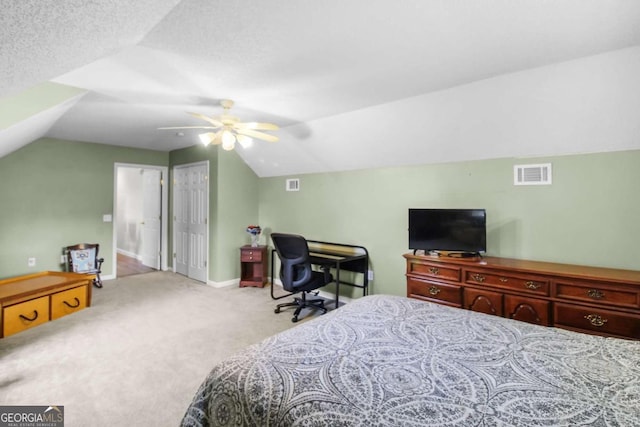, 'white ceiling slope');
2,0,640,176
